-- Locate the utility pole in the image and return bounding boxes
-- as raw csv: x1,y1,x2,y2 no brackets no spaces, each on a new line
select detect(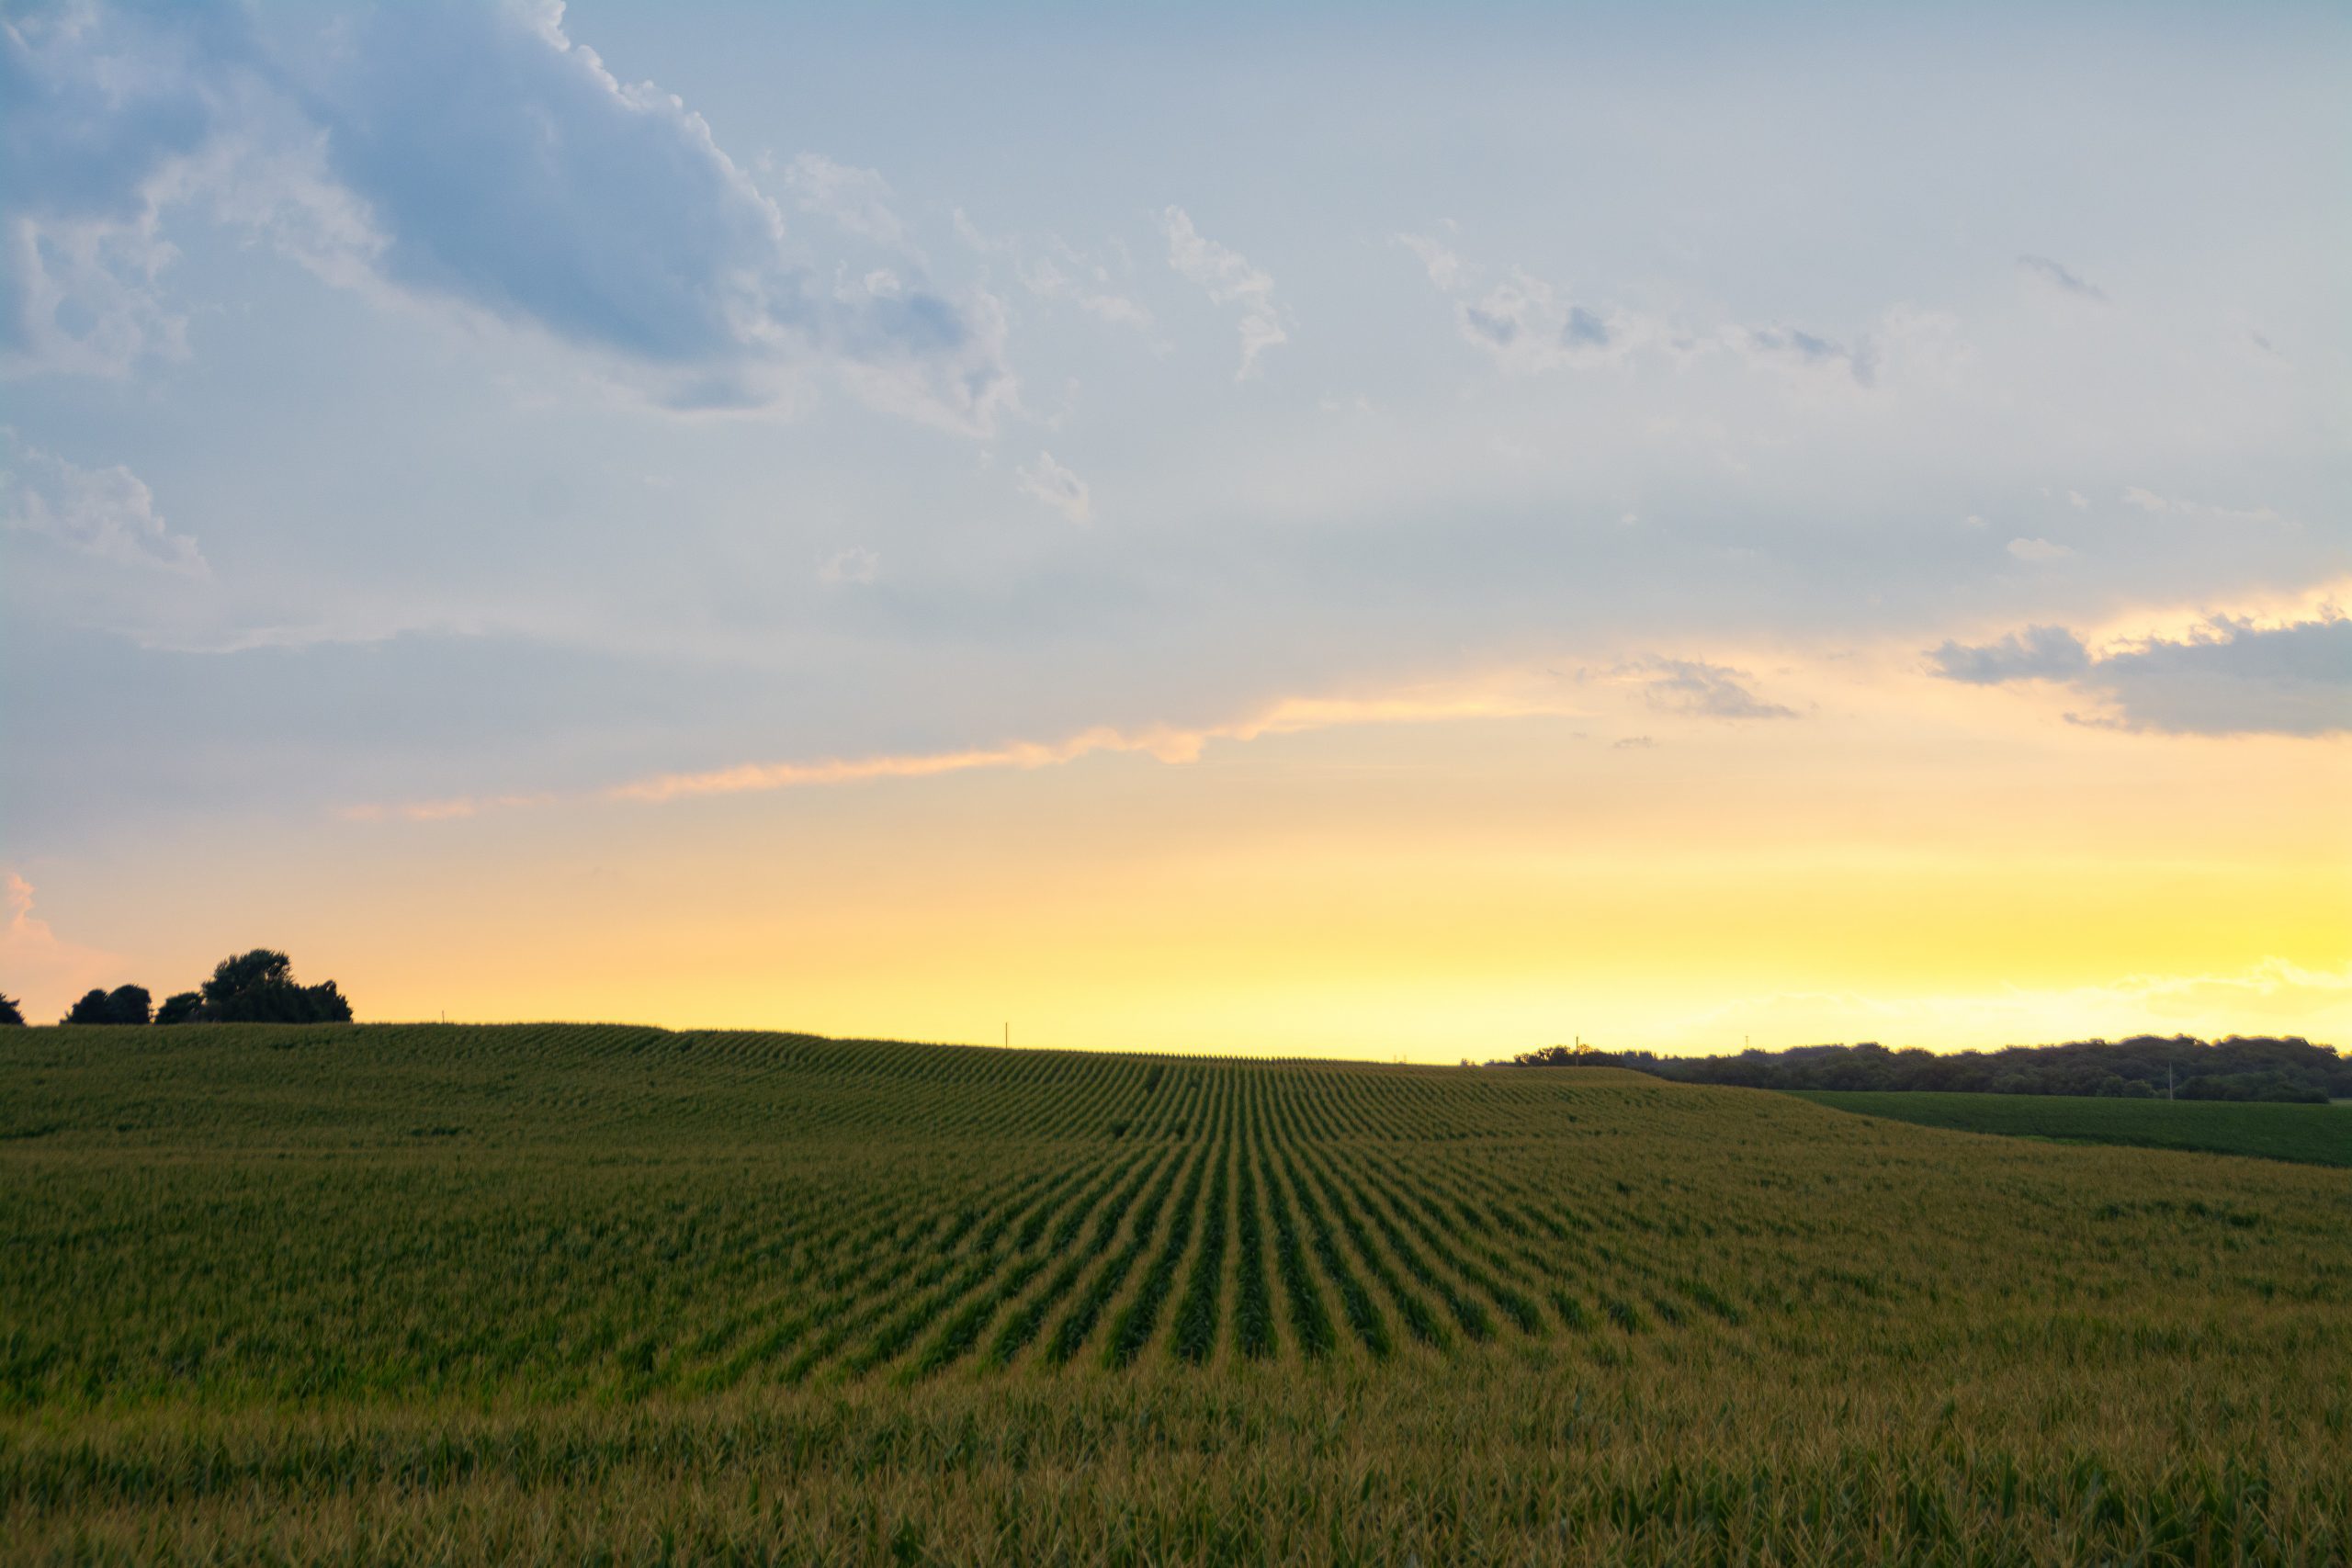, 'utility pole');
1004,1021,1009,1049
